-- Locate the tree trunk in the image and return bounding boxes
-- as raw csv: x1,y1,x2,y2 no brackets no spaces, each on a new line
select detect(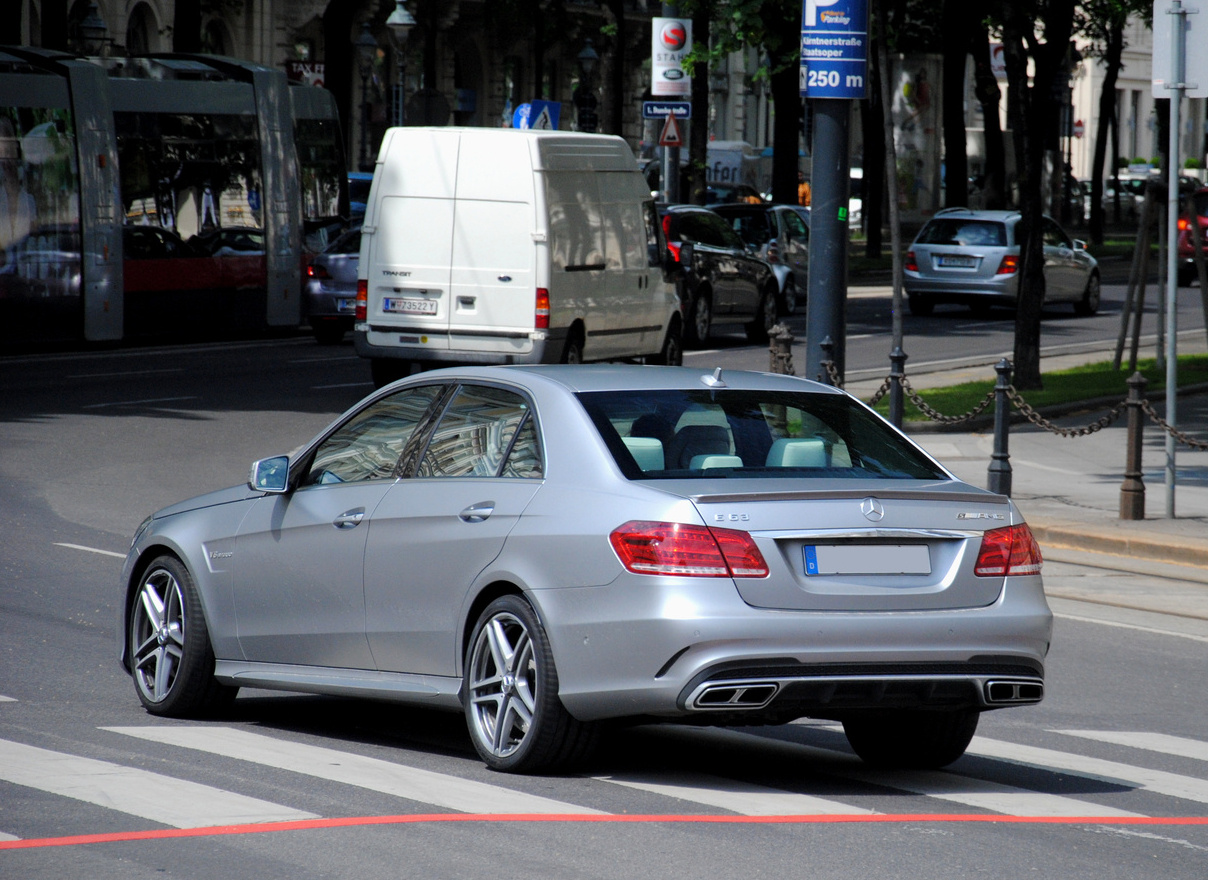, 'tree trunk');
862,42,885,257
1003,0,1076,390
970,20,1006,209
688,9,711,205
1089,22,1124,245
769,61,802,205
941,0,972,208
